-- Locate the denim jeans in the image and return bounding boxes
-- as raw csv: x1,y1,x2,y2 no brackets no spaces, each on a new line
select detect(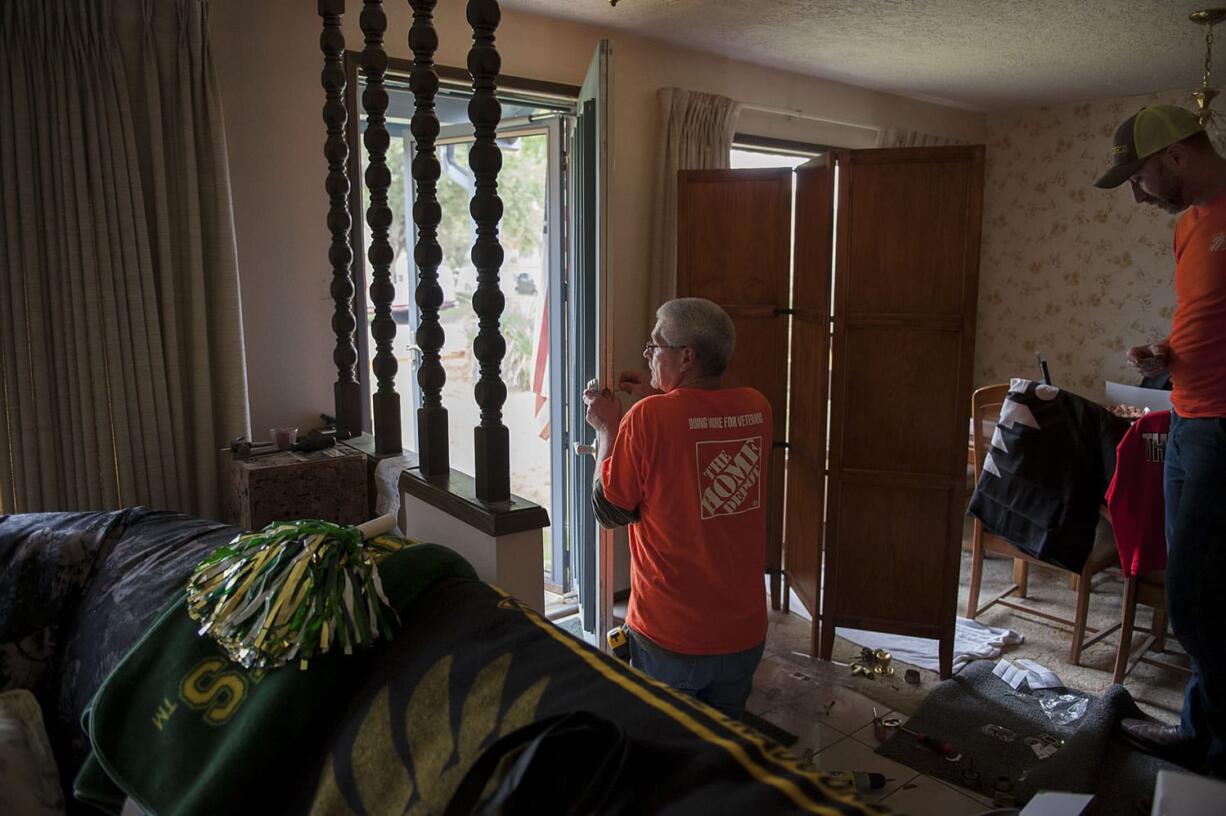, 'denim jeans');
626,627,764,721
1164,410,1226,776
